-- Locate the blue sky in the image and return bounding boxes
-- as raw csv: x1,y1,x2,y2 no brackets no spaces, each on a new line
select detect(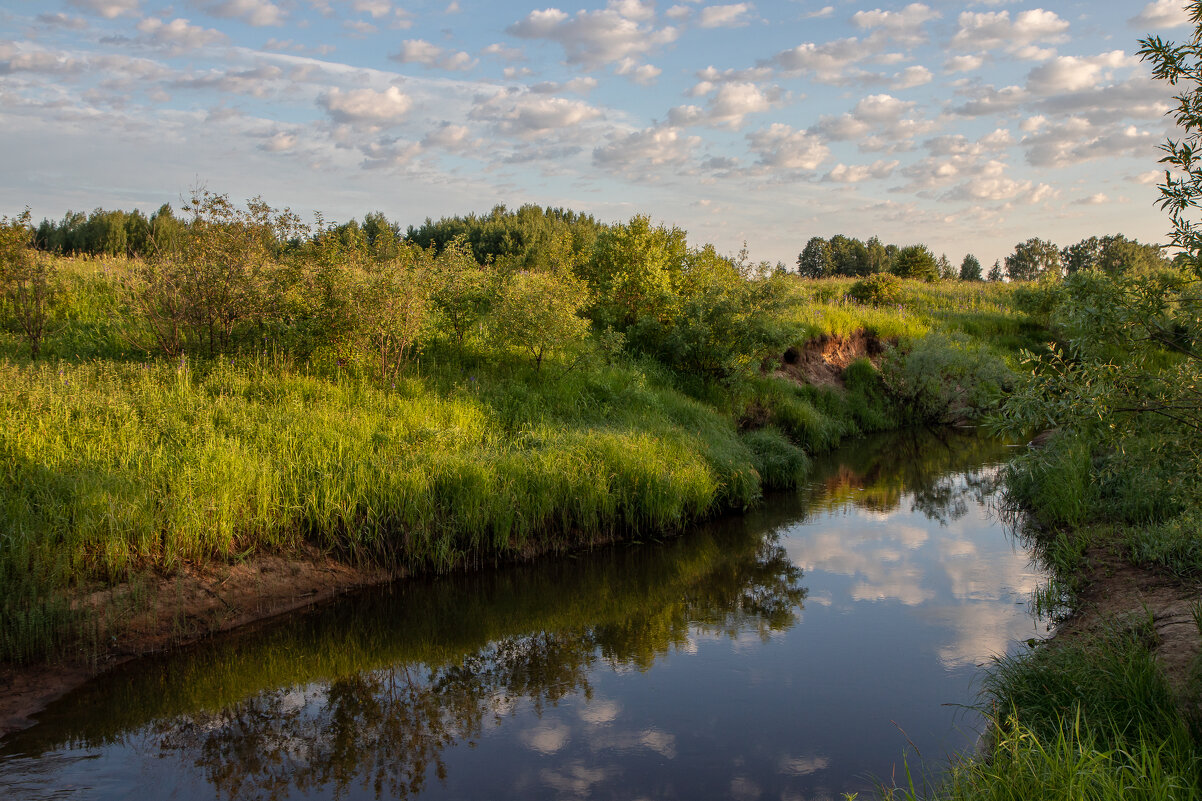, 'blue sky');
0,0,1192,267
